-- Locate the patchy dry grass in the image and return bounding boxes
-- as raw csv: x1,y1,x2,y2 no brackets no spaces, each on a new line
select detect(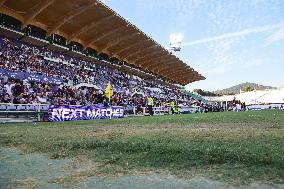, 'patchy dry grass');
0,110,284,185
10,178,37,189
